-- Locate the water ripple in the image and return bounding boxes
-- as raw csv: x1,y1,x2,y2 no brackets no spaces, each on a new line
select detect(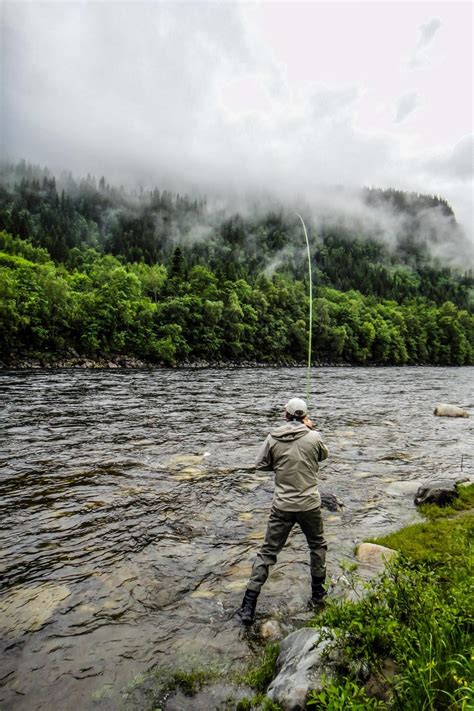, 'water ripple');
0,367,472,709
